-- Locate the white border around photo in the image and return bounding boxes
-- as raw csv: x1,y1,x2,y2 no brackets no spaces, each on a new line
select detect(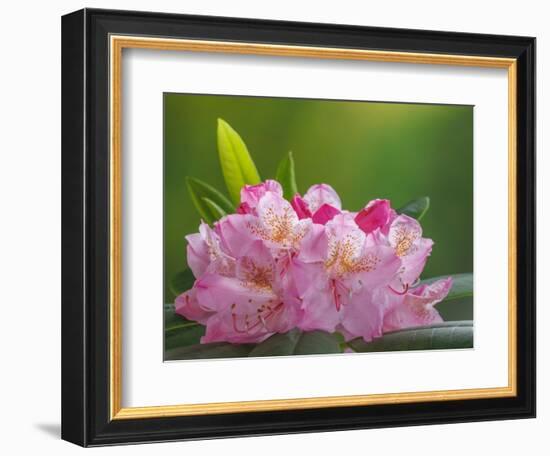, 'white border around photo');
121,48,508,408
